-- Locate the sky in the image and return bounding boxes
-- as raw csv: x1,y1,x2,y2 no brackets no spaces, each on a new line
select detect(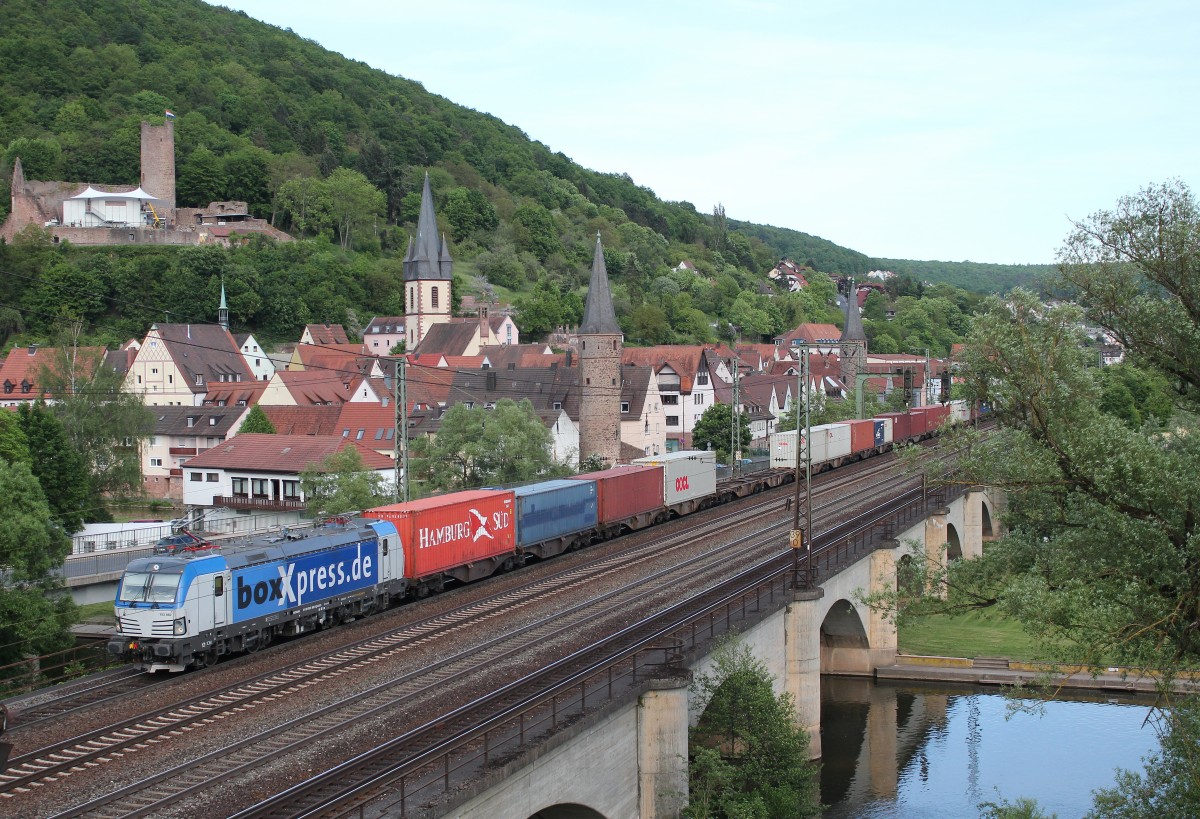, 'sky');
207,1,1200,265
